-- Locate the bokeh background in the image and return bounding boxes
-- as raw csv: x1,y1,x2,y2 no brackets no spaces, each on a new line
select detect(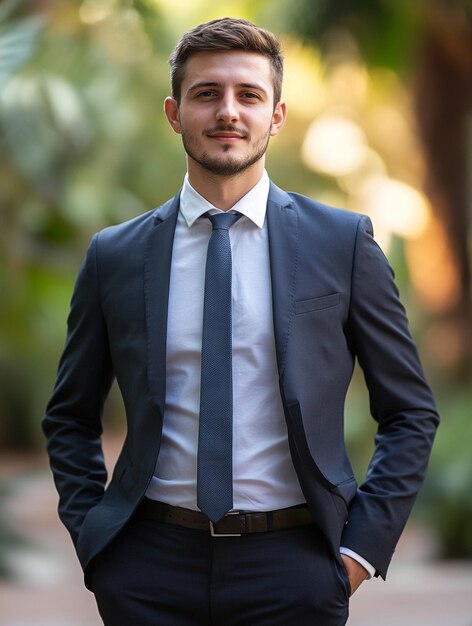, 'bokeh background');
0,0,471,624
